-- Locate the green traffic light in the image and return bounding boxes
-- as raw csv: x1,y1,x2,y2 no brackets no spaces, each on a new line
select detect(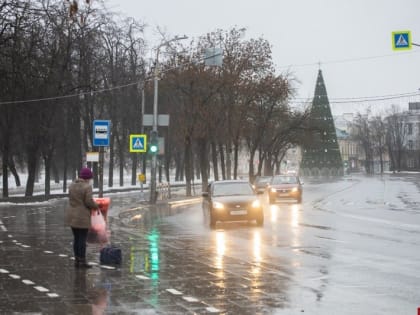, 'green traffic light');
150,145,158,153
